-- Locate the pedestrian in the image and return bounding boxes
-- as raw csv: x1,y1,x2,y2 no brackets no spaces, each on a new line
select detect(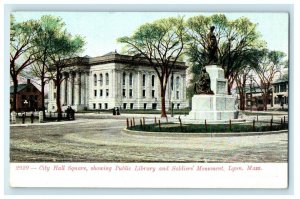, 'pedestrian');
70,107,75,120
66,106,71,120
